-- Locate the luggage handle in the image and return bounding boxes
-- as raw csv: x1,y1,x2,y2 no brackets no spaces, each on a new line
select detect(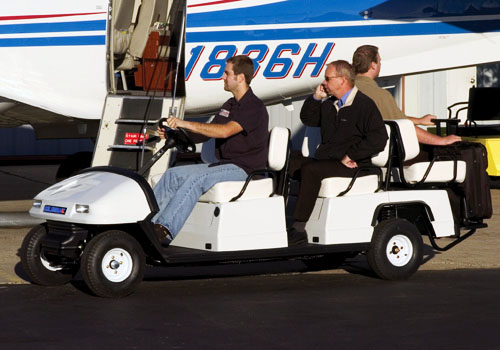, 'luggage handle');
431,118,460,136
